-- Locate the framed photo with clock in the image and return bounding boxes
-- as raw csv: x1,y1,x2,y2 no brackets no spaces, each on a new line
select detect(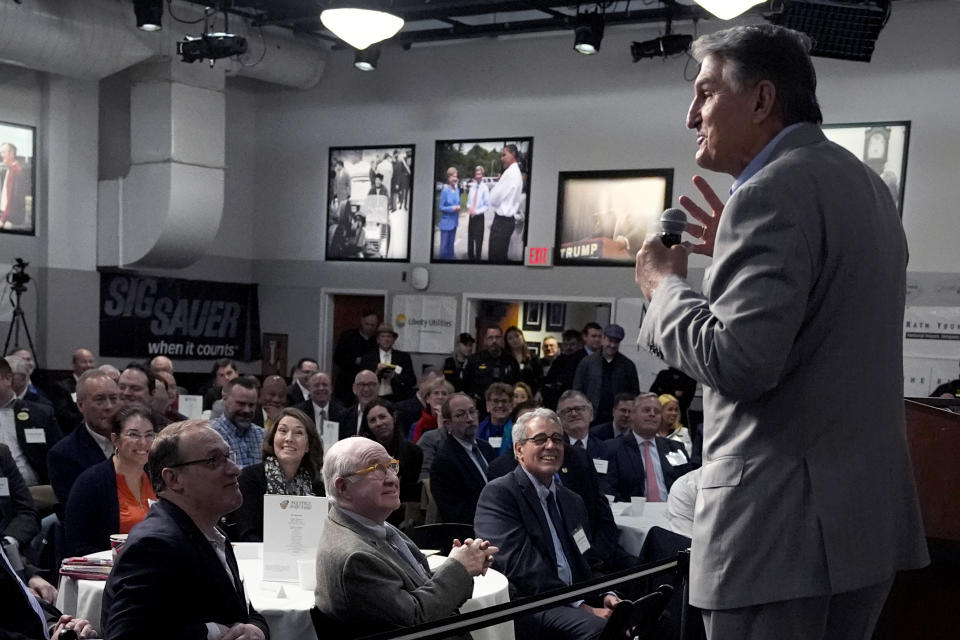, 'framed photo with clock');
822,121,910,216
